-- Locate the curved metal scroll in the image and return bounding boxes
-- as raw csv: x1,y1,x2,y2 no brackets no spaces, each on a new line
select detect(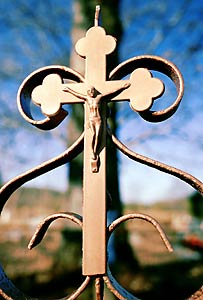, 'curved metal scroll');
109,55,184,122
17,65,84,130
